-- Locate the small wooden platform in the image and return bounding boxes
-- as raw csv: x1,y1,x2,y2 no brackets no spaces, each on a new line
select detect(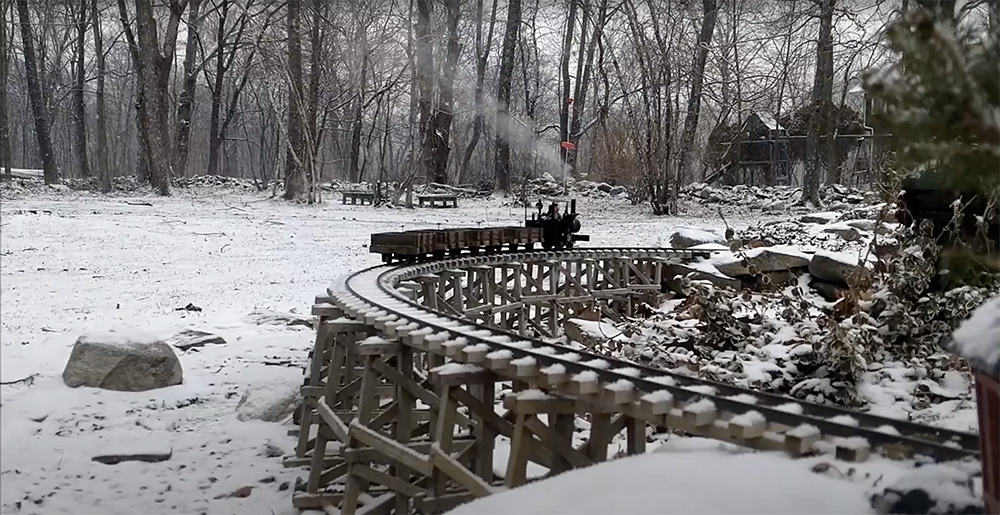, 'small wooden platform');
342,191,375,205
417,194,458,208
